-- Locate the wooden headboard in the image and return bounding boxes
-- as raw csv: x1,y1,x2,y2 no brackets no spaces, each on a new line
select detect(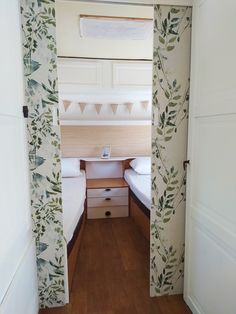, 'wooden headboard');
61,125,151,157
